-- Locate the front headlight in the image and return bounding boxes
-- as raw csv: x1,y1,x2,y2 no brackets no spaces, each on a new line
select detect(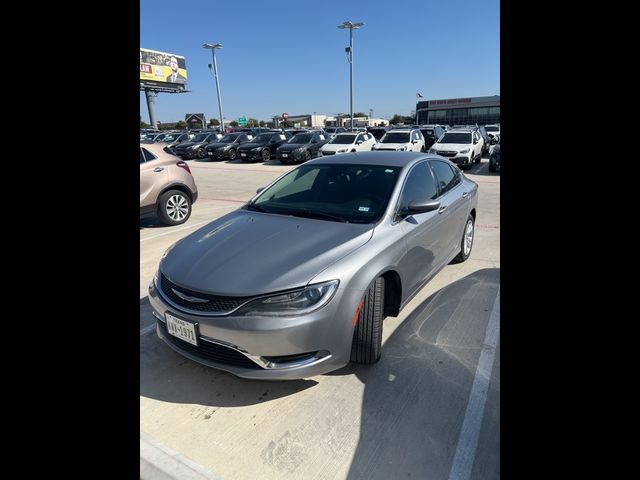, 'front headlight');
235,280,339,316
337,148,348,153
398,146,406,151
251,147,261,151
459,148,470,154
